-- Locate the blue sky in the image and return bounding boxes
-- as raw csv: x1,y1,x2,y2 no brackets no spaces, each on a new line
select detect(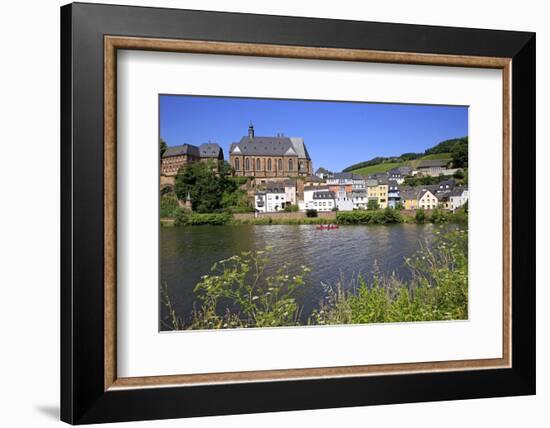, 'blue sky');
160,95,468,172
